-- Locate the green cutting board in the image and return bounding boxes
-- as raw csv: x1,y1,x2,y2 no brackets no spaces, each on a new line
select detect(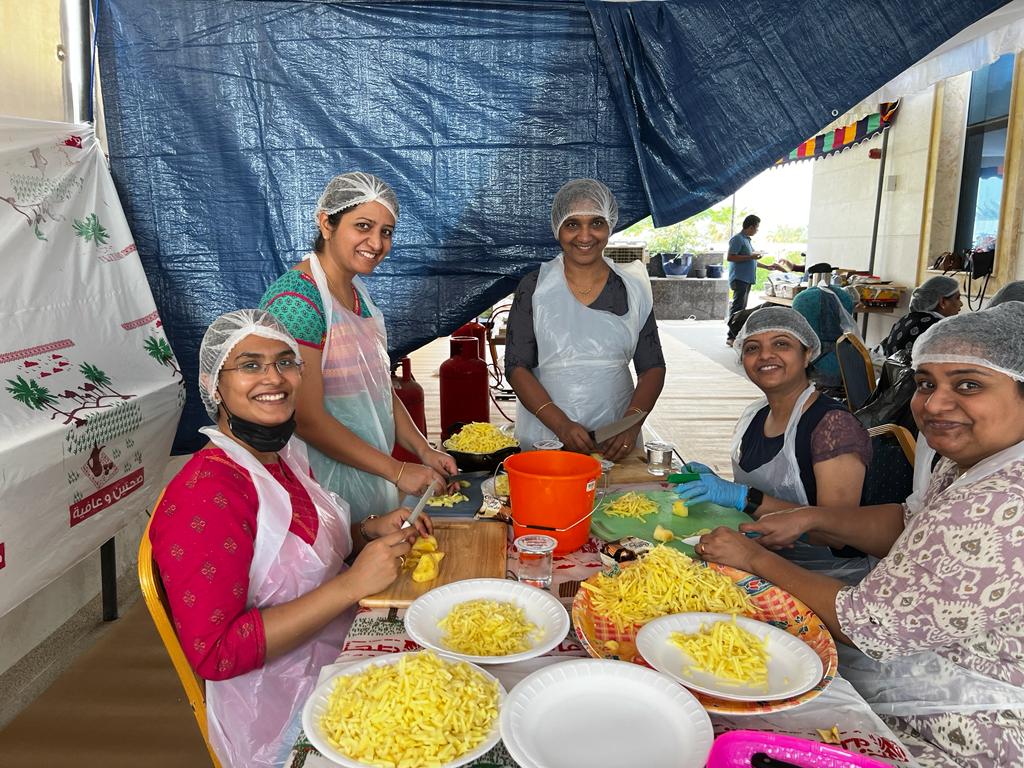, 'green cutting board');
589,489,751,556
